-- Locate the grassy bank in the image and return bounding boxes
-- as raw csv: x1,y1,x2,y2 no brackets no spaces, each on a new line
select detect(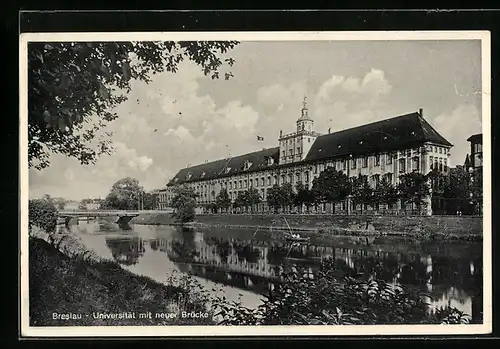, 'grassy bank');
131,212,482,242
29,237,215,326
